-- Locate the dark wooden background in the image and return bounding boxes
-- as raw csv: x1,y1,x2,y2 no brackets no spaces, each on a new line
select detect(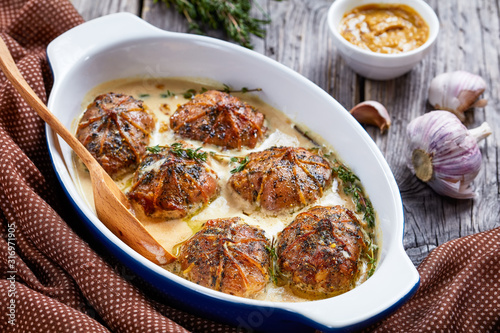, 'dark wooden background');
70,0,500,267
